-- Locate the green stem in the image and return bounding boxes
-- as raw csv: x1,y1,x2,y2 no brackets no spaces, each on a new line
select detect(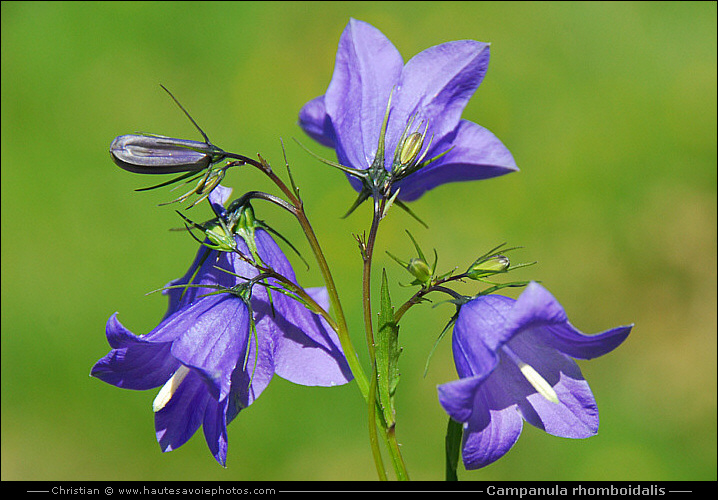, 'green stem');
387,425,409,481
368,361,388,481
361,195,410,481
394,280,466,324
253,160,371,399
295,208,370,398
248,156,400,480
